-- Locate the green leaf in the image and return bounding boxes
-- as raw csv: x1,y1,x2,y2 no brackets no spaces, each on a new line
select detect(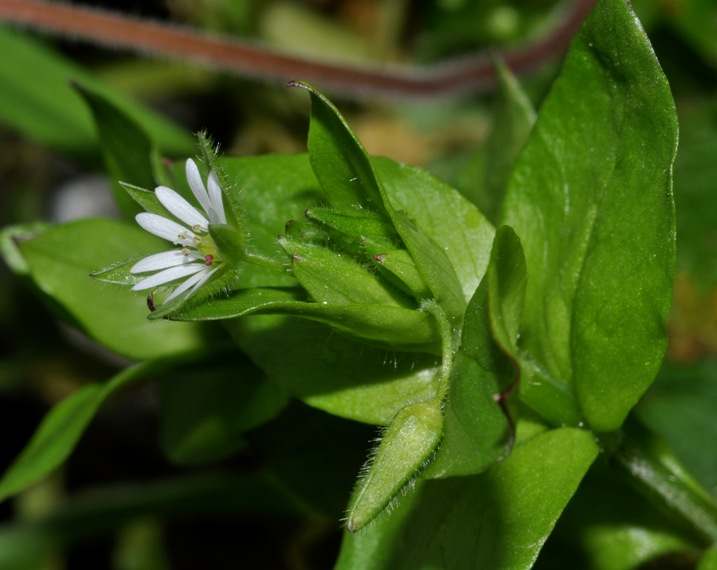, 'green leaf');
304,206,401,258
346,401,443,532
18,219,208,360
423,226,526,478
288,81,387,214
0,223,51,277
0,361,153,502
291,83,470,322
335,427,599,569
479,59,536,223
0,28,194,159
226,316,440,424
372,157,494,306
501,0,678,431
371,249,432,300
73,82,157,218
279,237,413,308
159,354,288,464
